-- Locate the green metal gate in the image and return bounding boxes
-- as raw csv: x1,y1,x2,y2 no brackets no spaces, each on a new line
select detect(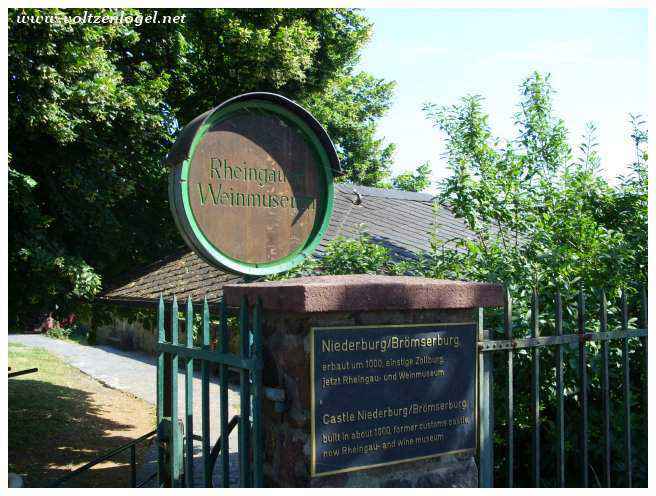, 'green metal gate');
156,294,264,487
